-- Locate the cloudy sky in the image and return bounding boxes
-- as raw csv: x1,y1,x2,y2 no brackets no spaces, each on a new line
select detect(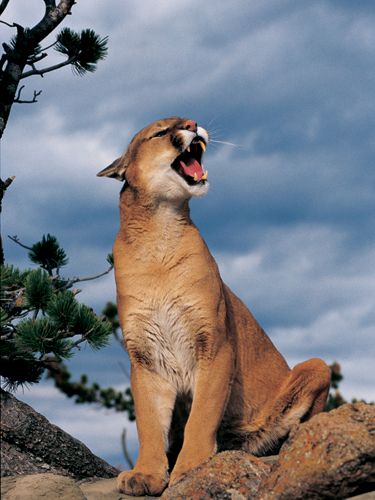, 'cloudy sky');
1,0,374,469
